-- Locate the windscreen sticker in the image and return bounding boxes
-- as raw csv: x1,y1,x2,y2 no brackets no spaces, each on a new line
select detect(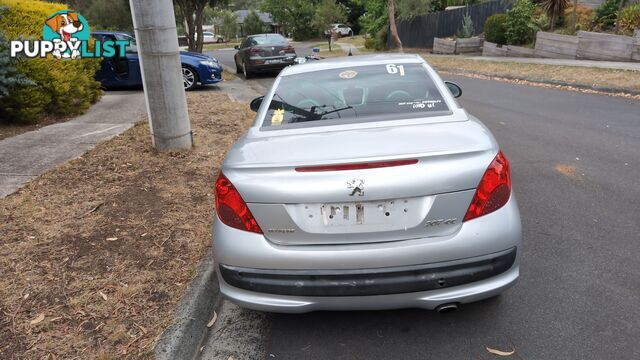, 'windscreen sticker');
398,99,442,109
386,64,405,76
271,109,284,125
339,70,358,79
